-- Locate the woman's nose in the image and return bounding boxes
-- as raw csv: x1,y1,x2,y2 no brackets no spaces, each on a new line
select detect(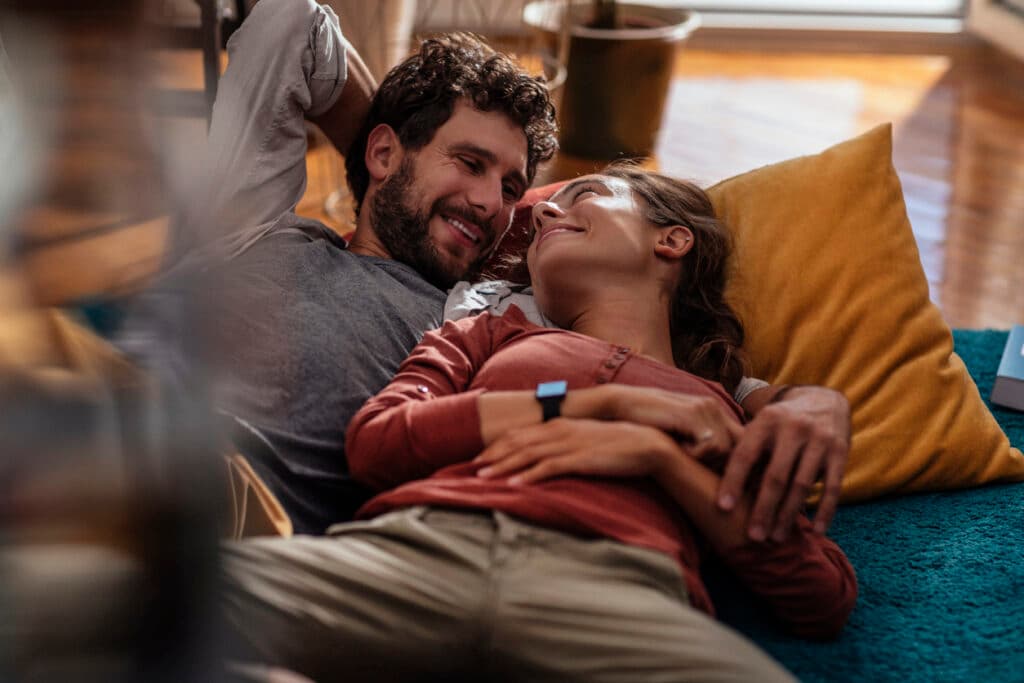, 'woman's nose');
532,200,564,231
